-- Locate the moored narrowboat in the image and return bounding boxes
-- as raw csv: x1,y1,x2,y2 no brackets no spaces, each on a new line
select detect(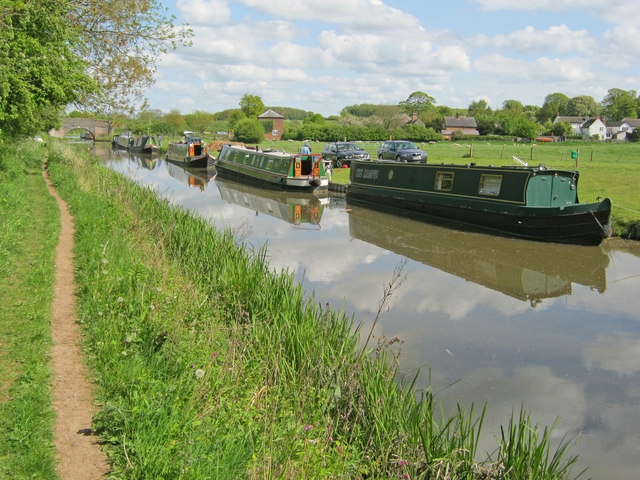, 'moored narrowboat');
112,132,132,149
347,160,612,245
129,135,159,154
165,132,211,168
214,144,329,192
